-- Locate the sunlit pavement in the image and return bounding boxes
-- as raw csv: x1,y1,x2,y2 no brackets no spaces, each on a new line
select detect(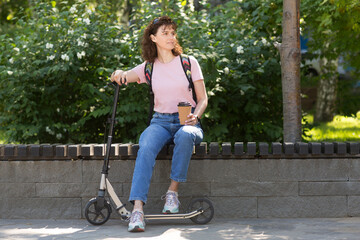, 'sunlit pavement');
1,218,360,240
